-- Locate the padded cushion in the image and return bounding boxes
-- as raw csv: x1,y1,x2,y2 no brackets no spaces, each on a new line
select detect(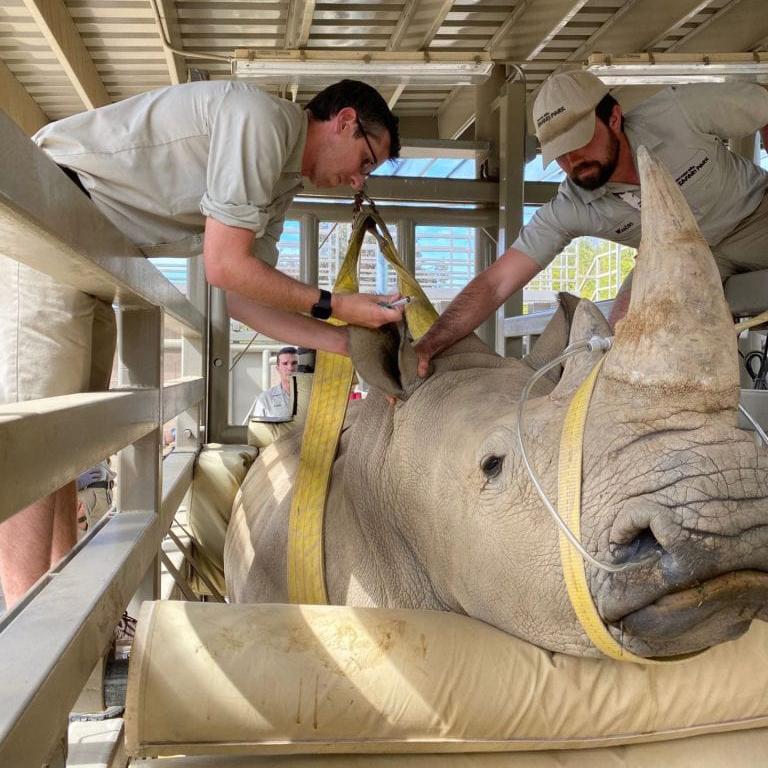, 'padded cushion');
125,601,768,759
136,727,768,767
187,444,258,596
